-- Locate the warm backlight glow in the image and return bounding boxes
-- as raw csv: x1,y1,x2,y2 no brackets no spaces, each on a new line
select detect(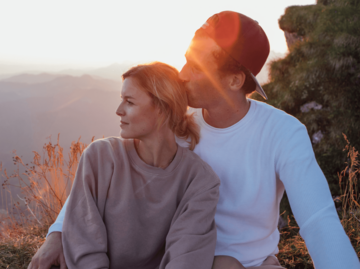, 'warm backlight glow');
0,0,315,69
186,38,236,108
